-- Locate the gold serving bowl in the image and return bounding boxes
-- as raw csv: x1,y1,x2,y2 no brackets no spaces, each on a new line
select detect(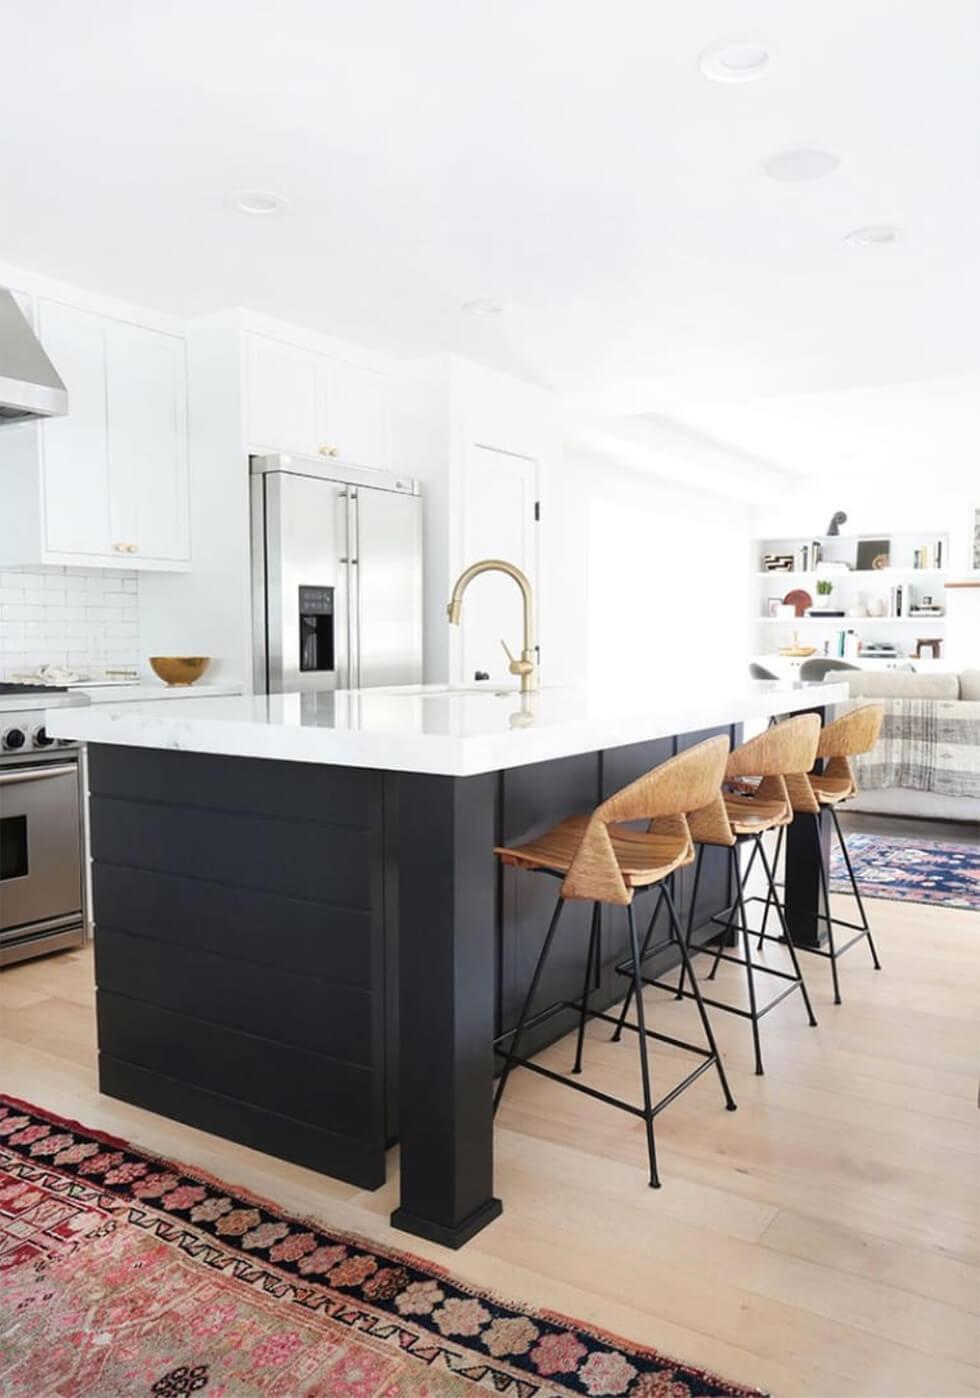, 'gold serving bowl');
149,656,211,686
